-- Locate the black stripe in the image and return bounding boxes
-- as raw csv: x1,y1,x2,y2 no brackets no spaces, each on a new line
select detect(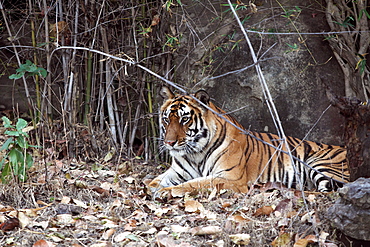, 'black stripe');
202,117,227,165
173,157,196,180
